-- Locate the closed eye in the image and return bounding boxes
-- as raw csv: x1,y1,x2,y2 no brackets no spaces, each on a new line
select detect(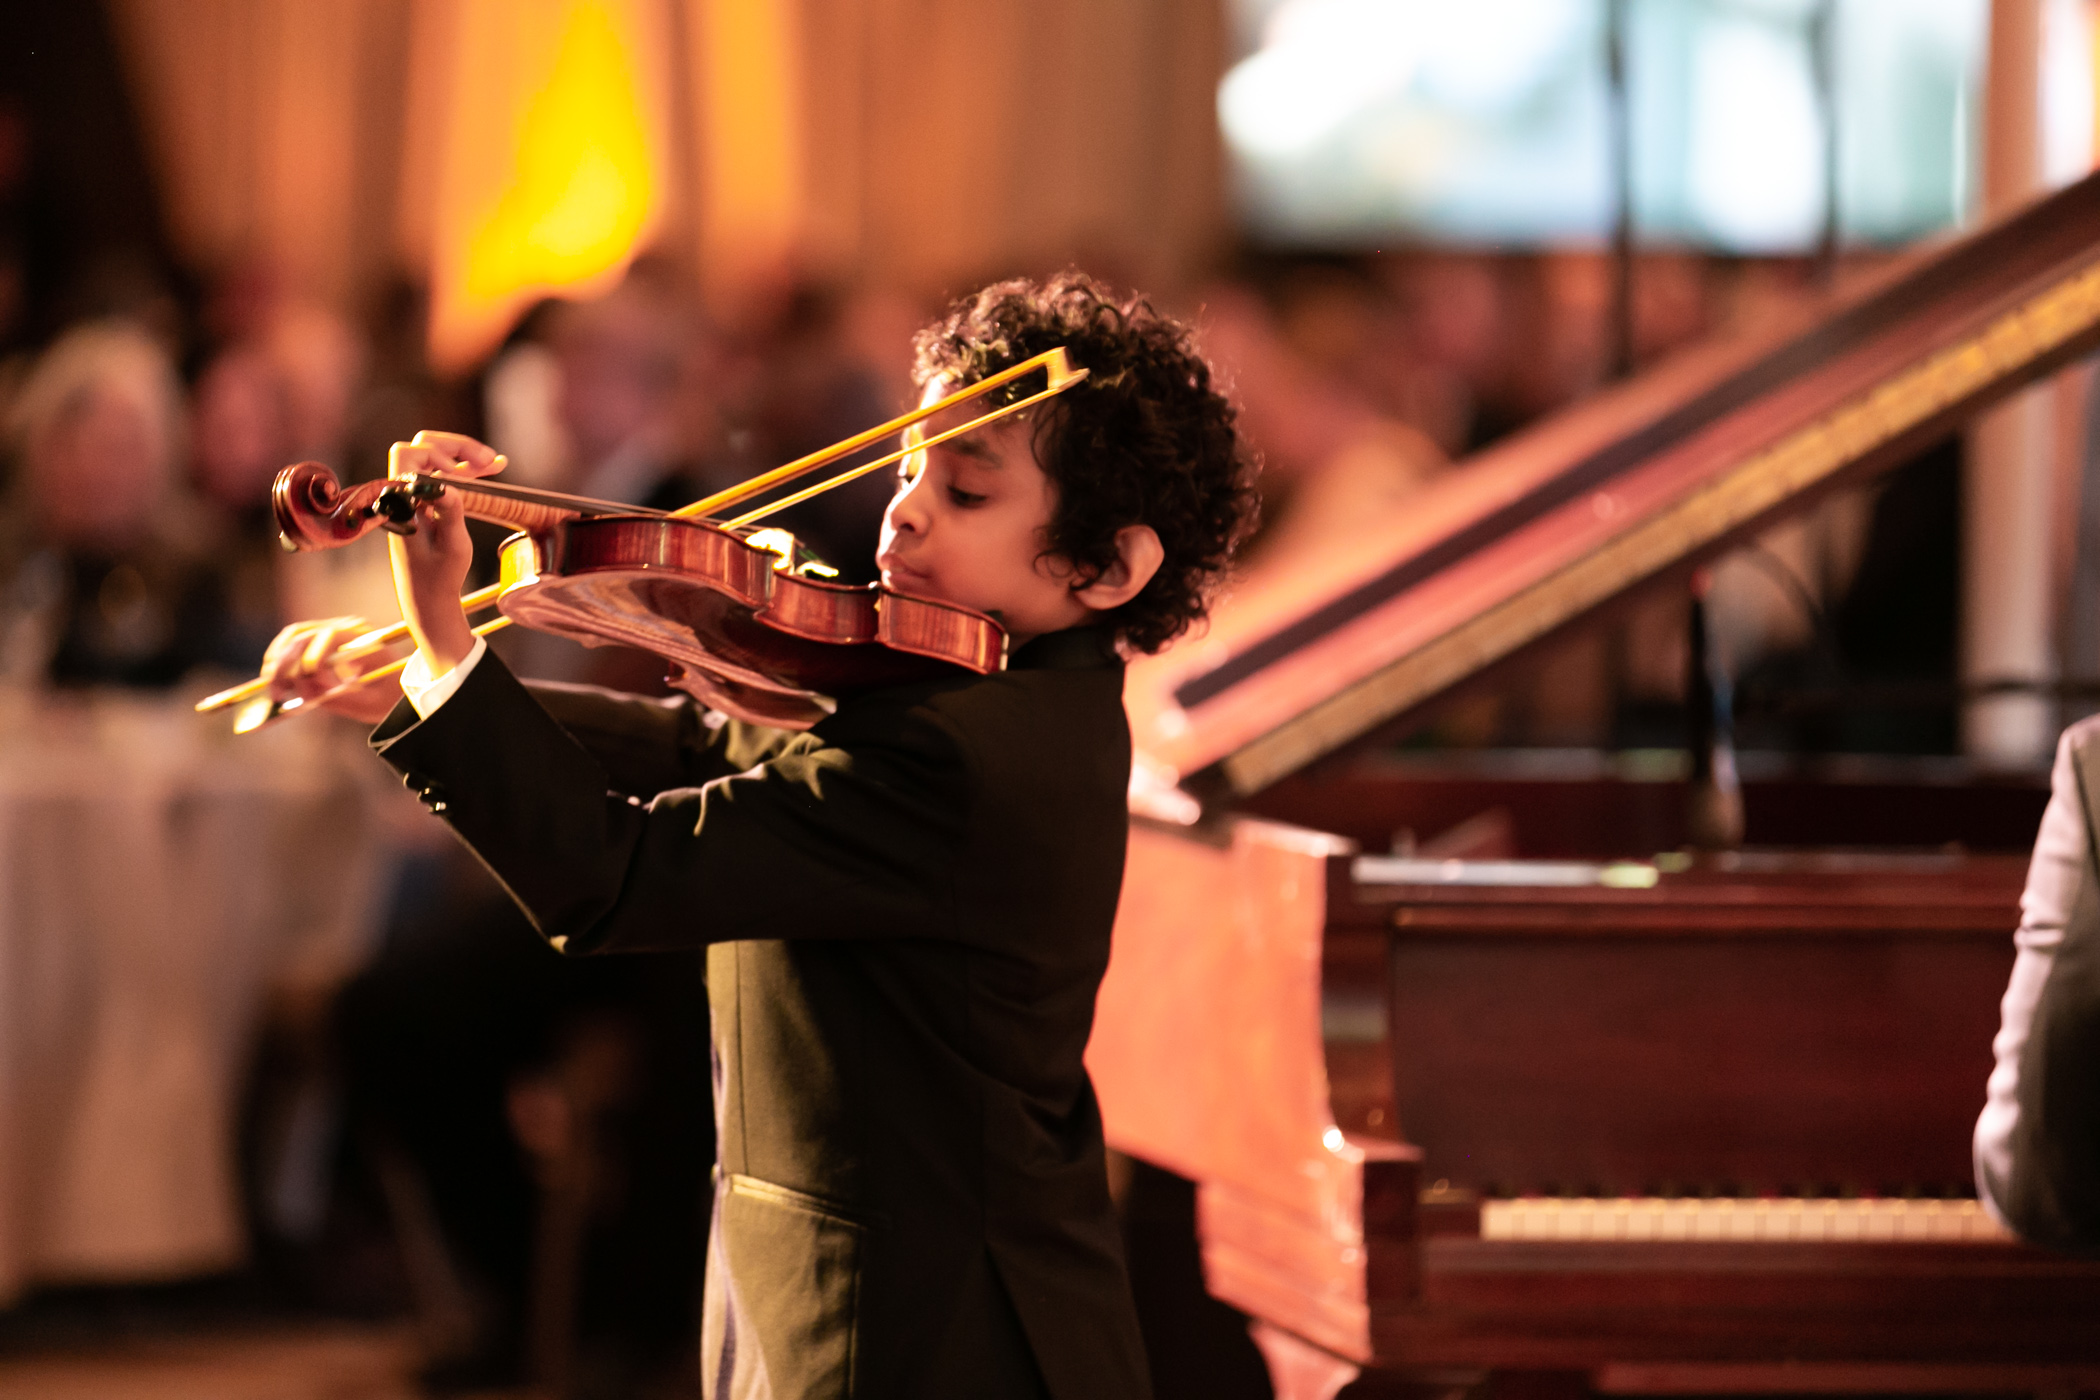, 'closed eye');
946,485,986,507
